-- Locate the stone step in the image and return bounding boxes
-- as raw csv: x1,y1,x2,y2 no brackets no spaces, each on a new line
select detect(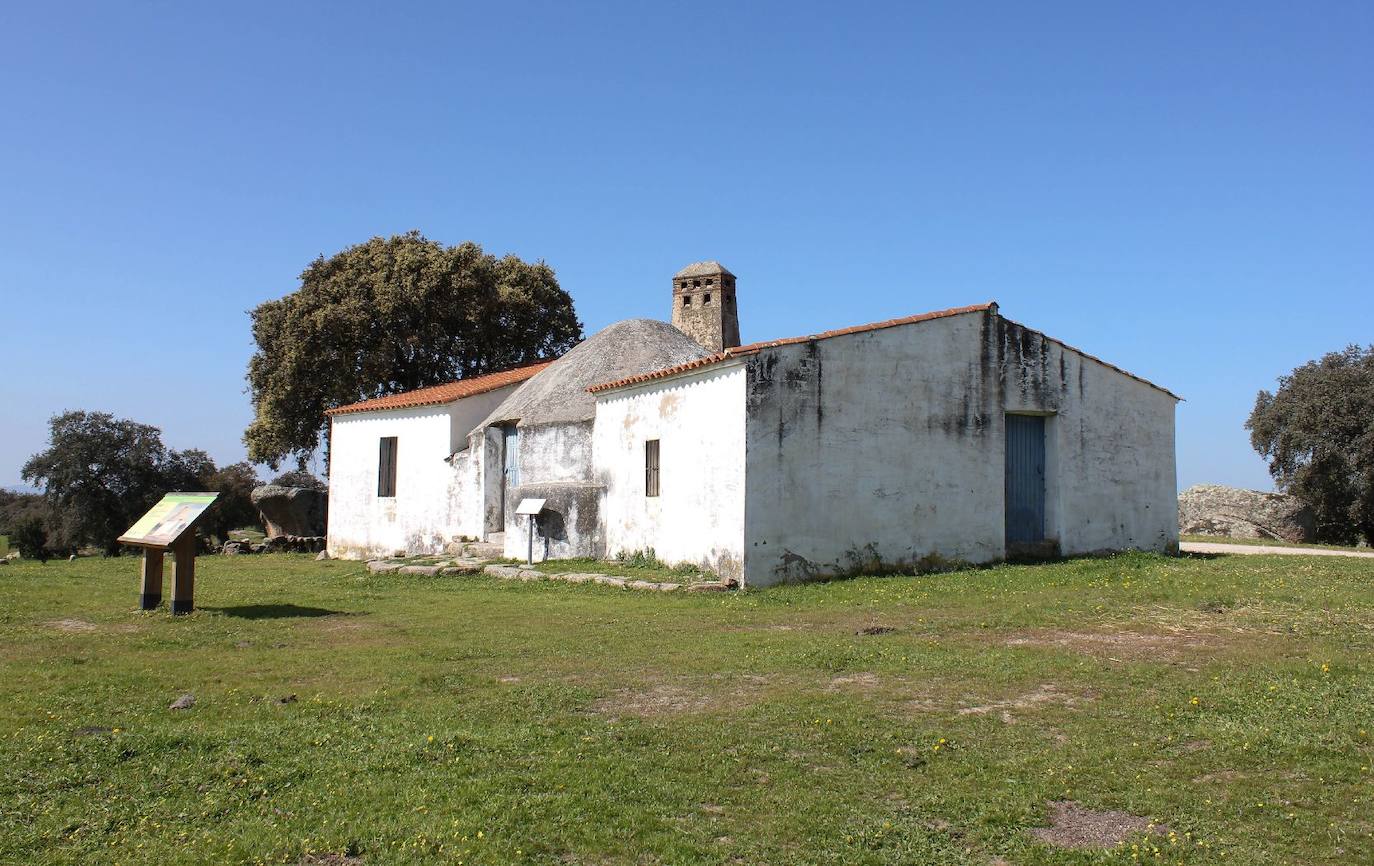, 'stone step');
458,541,506,559
441,536,505,559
